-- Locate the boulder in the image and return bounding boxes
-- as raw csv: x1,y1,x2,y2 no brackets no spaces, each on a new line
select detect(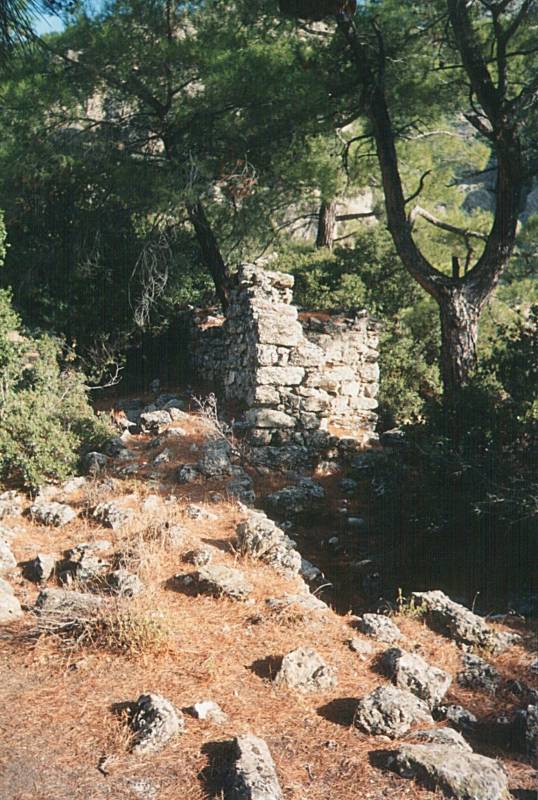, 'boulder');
191,700,227,724
153,448,171,465
188,565,252,601
383,648,452,709
349,637,374,657
183,548,212,567
436,704,477,734
34,588,103,618
186,504,217,521
274,647,336,692
522,704,538,764
265,593,328,615
227,469,256,506
82,452,109,475
354,686,433,738
107,570,144,597
0,491,23,518
28,553,56,583
358,613,402,644
387,744,509,800
130,693,185,754
300,558,322,582
102,437,130,458
60,476,87,495
93,501,134,530
139,410,172,433
0,579,23,622
457,654,500,693
266,479,325,516
236,509,301,576
59,550,110,584
0,538,17,573
412,590,520,653
29,501,77,528
406,727,472,751
176,464,200,484
197,438,233,478
226,734,283,800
